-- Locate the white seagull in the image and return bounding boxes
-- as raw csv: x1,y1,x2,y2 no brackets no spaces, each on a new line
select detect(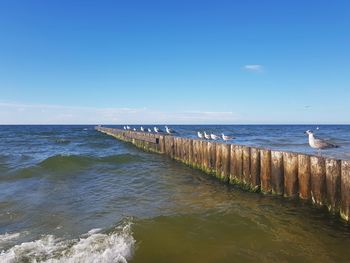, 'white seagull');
154,127,163,133
126,125,131,130
140,126,145,132
133,128,136,131
197,131,204,139
305,130,338,150
123,126,126,130
204,131,211,140
210,133,220,140
165,126,175,134
222,133,234,141
148,128,152,132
